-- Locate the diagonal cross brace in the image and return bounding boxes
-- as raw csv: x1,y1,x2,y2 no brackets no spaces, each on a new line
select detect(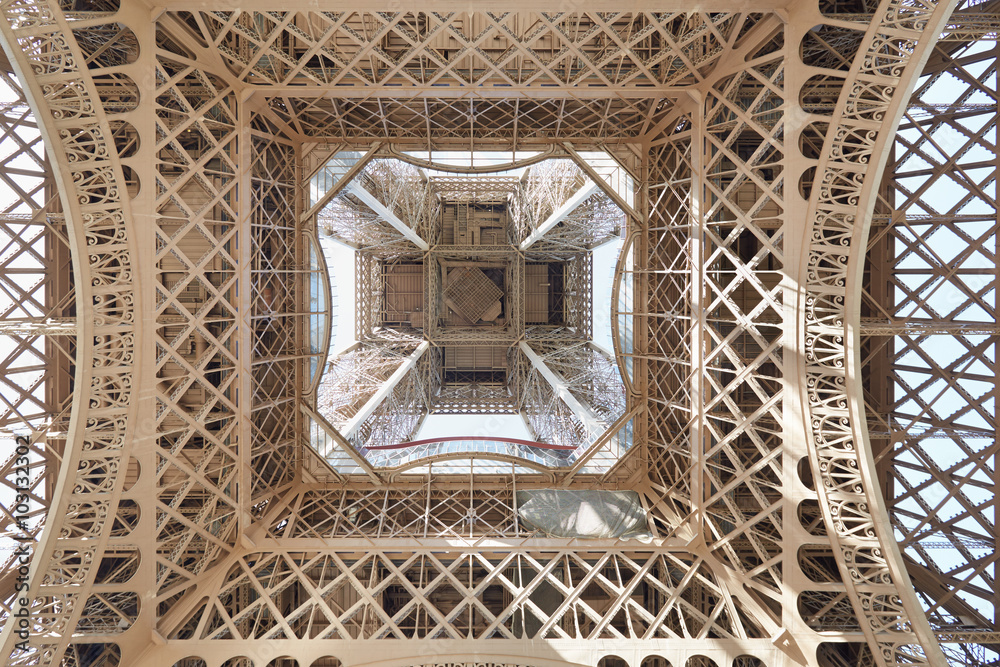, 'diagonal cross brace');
520,180,601,250
341,341,430,439
347,180,430,251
